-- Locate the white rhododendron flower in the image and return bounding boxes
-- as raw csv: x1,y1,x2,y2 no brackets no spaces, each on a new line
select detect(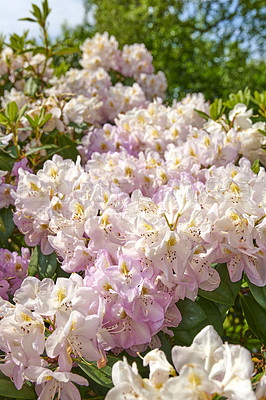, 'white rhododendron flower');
229,103,253,130
106,326,258,400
